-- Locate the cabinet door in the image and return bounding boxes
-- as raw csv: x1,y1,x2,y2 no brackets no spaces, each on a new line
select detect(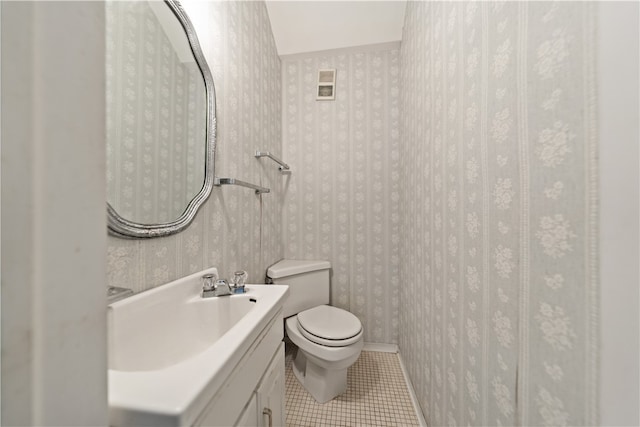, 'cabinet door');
256,343,285,427
234,393,259,427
